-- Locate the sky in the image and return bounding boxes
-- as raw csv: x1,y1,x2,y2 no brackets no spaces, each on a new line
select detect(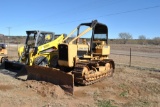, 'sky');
0,0,160,39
